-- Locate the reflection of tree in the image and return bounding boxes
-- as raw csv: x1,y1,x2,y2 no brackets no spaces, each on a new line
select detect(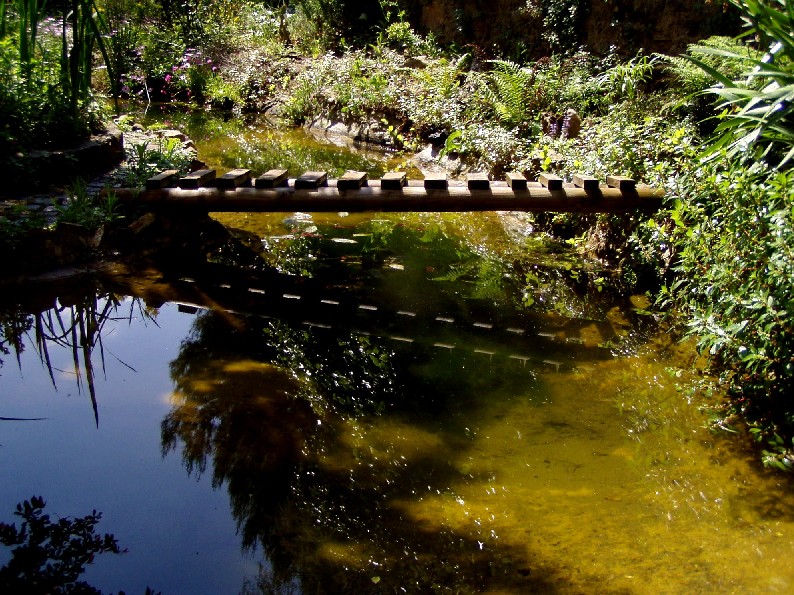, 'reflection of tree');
264,320,396,417
162,307,547,593
162,311,321,587
0,496,126,594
